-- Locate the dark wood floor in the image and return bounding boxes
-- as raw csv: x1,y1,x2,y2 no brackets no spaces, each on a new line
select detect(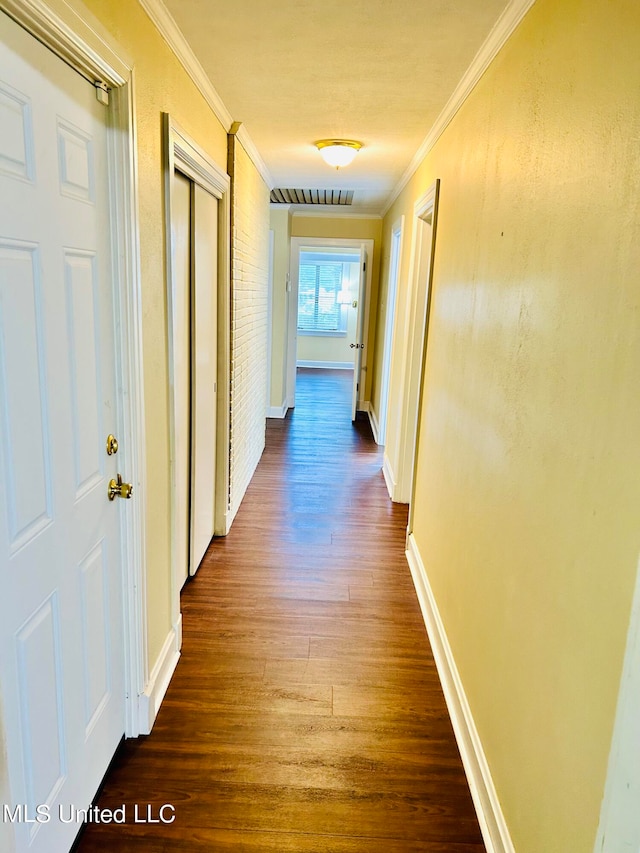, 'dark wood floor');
75,368,485,852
